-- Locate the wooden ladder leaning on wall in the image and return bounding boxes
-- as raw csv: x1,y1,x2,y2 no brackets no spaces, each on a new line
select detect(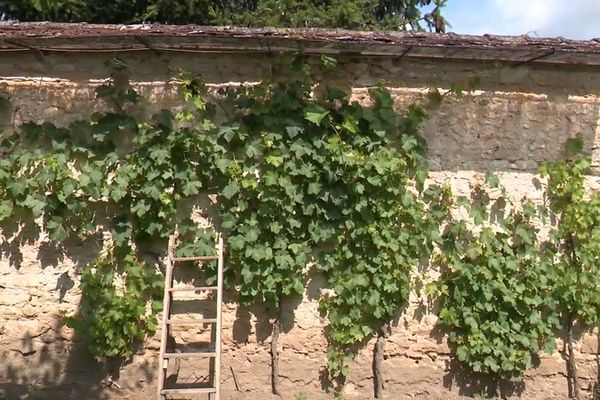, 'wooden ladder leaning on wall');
156,233,225,400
